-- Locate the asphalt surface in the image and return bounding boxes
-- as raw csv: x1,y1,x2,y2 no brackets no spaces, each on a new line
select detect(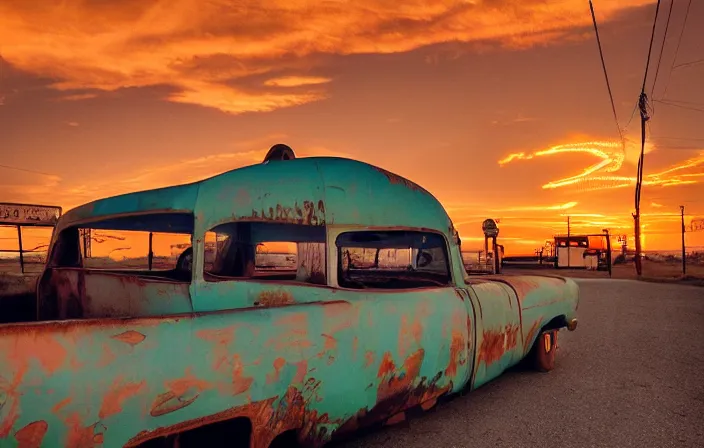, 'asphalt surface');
337,279,704,448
